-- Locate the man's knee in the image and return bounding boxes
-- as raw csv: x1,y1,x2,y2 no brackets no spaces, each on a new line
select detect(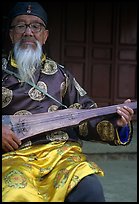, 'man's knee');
65,174,105,202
